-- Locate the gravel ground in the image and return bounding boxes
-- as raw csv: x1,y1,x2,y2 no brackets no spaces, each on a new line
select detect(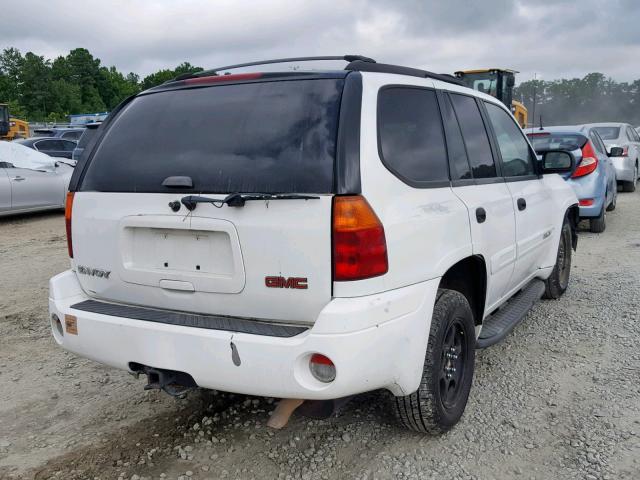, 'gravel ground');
0,191,639,480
